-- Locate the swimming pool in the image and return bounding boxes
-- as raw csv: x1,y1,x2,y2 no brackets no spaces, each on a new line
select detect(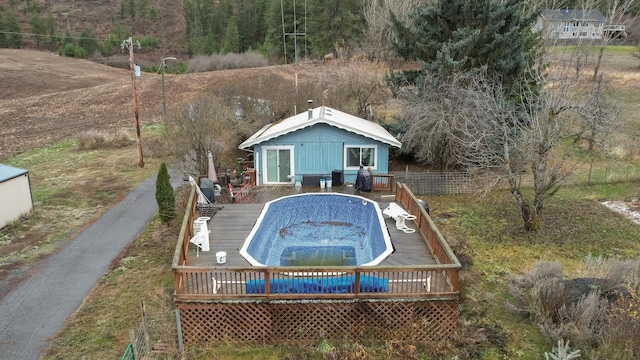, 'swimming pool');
239,193,393,266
